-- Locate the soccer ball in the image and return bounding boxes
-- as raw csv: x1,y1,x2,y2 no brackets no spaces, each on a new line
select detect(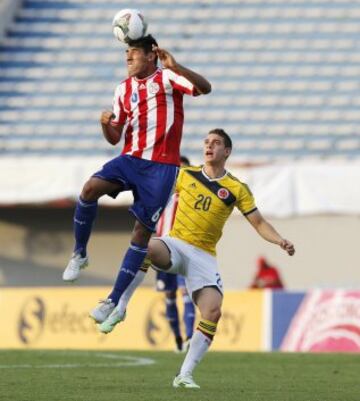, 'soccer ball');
112,9,148,43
